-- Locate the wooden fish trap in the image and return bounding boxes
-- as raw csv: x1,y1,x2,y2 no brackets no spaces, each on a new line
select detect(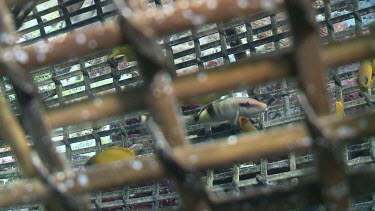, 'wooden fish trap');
0,0,375,210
